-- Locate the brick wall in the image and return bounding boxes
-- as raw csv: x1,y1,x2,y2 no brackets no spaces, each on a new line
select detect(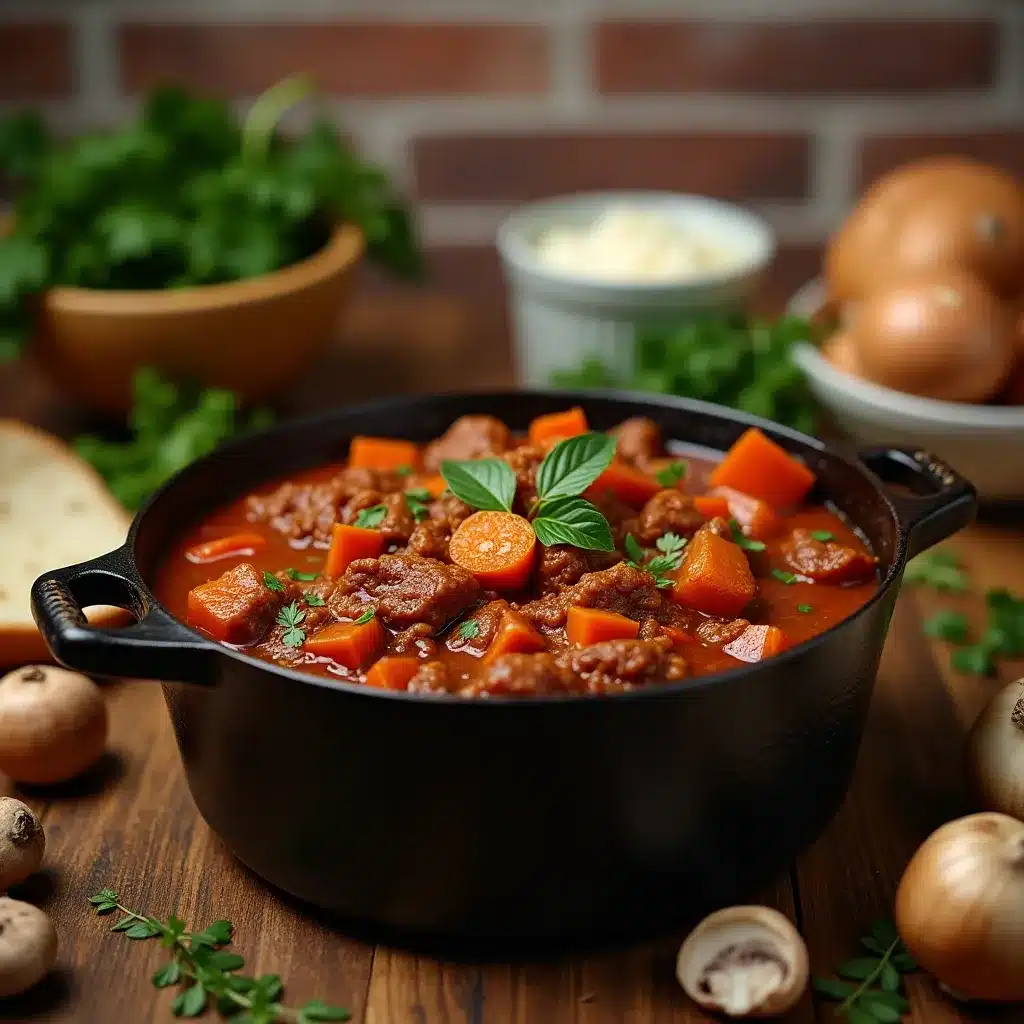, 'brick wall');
1,0,1022,326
